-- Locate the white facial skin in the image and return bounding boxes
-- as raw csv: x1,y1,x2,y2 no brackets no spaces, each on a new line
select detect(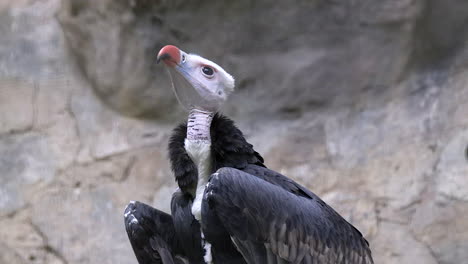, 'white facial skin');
173,50,235,111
